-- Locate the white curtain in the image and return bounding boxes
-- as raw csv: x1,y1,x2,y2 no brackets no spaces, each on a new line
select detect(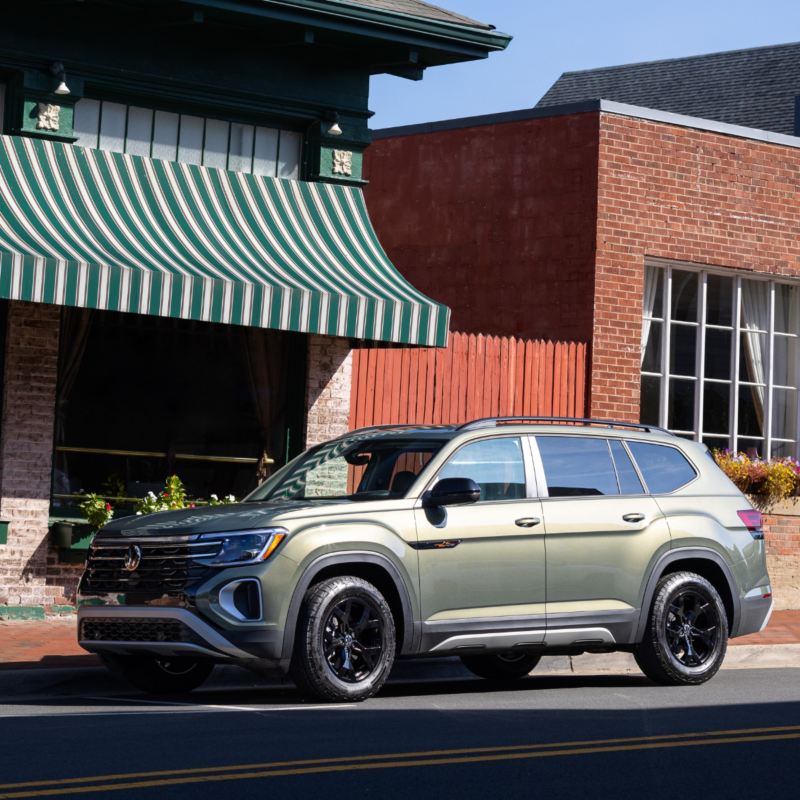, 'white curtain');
740,281,770,427
641,265,659,366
